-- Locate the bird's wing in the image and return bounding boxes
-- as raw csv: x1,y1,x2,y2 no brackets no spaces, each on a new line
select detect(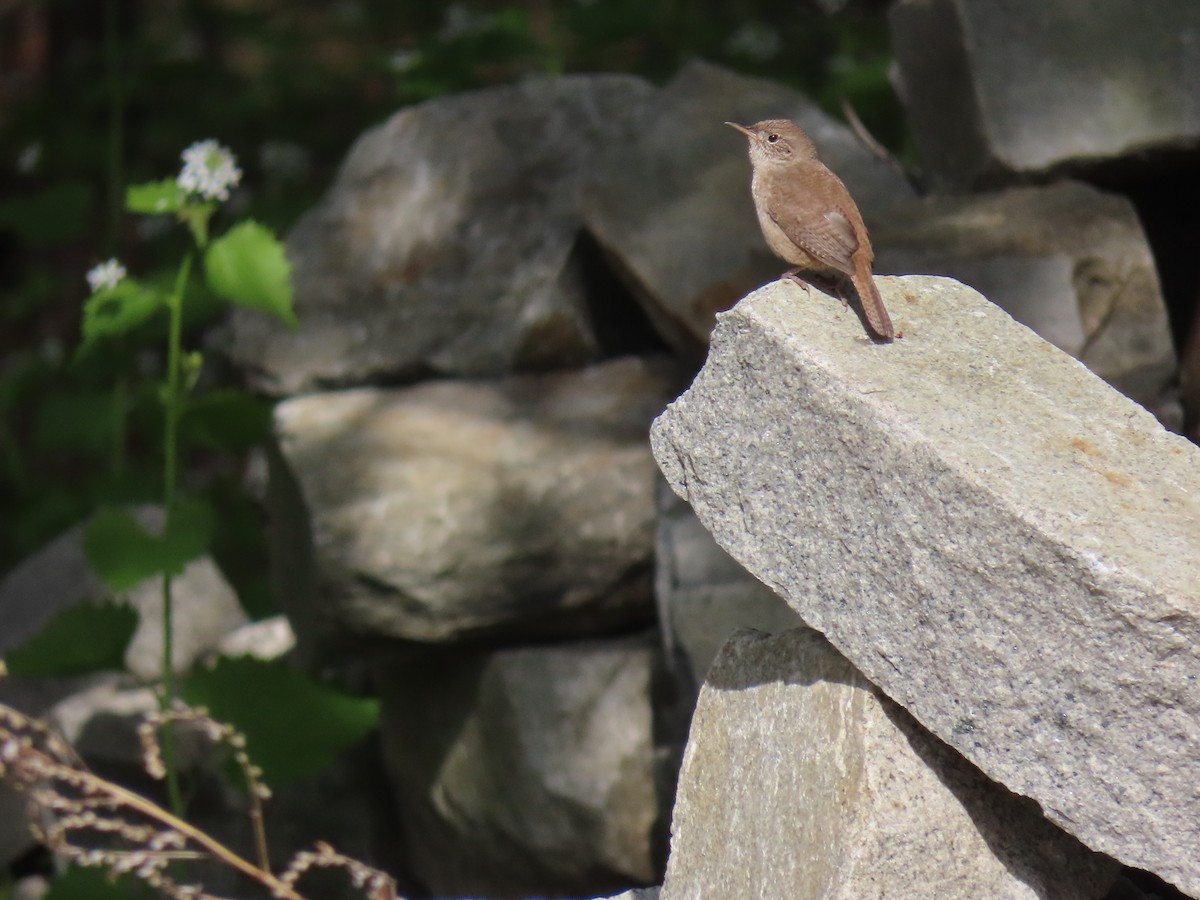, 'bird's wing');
766,193,859,277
